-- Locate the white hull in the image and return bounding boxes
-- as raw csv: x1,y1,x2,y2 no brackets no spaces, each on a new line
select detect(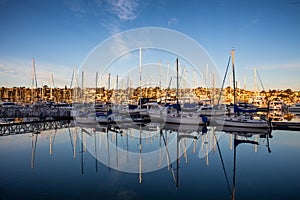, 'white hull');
213,116,270,128
198,105,225,116
199,109,225,116
148,111,167,123
165,113,204,125
149,109,205,125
